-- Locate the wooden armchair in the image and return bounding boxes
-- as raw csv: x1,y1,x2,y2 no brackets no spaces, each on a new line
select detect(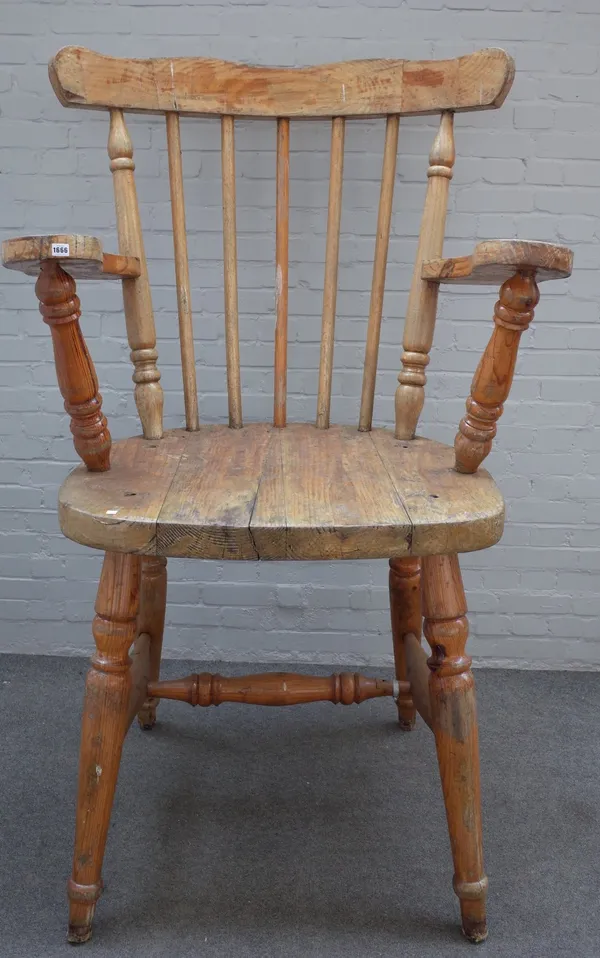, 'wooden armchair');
2,45,573,946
